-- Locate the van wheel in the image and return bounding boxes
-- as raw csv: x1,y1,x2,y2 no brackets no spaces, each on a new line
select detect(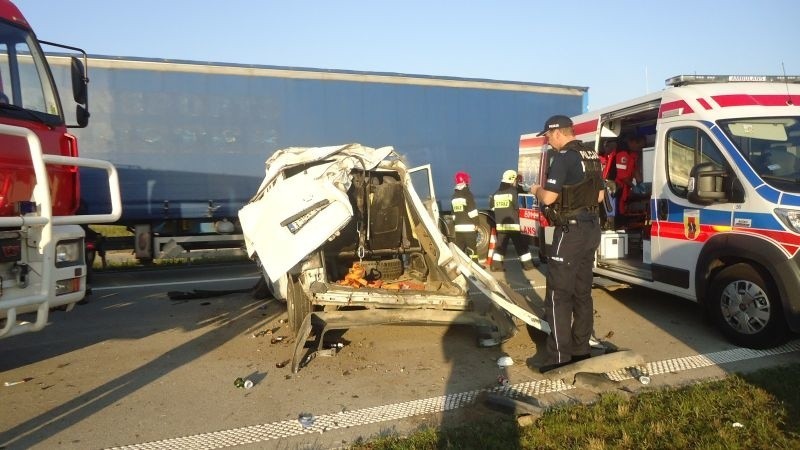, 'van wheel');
287,275,311,333
708,263,788,349
475,215,492,259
